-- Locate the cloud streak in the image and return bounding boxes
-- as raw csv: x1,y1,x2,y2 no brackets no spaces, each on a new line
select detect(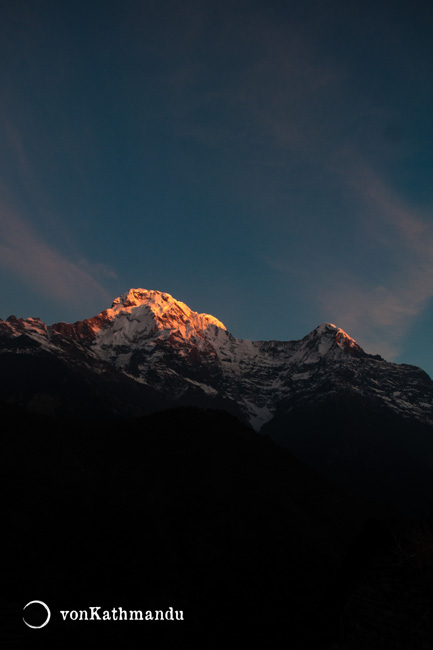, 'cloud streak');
0,206,114,317
318,164,433,359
